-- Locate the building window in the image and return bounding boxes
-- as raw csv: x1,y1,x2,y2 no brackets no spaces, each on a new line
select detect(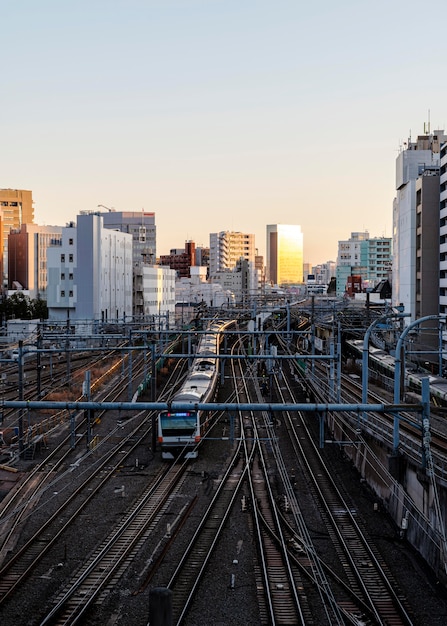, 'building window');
61,290,65,297
69,254,74,262
61,254,65,262
69,273,73,280
69,238,73,245
61,273,65,280
69,290,73,297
